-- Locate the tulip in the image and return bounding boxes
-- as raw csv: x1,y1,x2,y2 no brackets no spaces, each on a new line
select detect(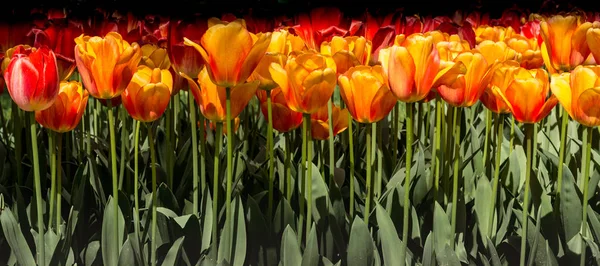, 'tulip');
321,36,372,74
338,65,396,123
256,88,303,133
140,43,171,70
121,66,173,122
4,45,59,111
35,81,88,132
541,15,593,72
269,51,337,114
506,34,544,69
310,104,349,140
250,52,287,91
474,25,515,44
481,60,521,114
209,117,241,135
30,22,83,80
75,32,142,99
550,65,600,127
475,40,521,64
167,17,207,80
184,19,271,88
293,7,350,50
